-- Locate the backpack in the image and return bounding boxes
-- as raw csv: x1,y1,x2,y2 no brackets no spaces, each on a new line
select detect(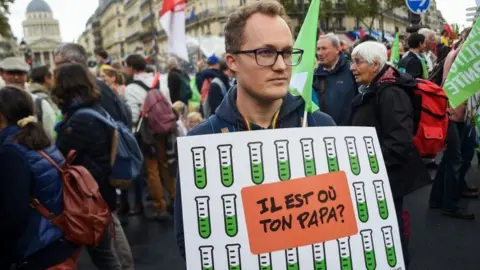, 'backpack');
200,78,212,103
31,150,111,246
428,58,446,87
178,73,193,103
133,80,177,135
68,108,144,189
378,78,448,158
202,78,228,117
